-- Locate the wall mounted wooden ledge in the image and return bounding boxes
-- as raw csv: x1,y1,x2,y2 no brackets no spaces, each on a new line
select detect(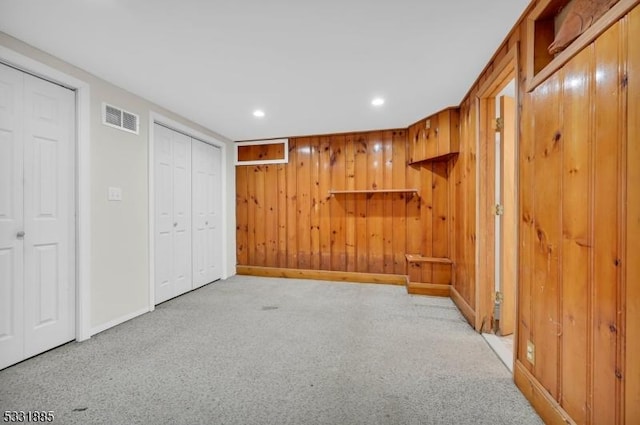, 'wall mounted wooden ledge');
405,254,453,264
328,188,418,195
